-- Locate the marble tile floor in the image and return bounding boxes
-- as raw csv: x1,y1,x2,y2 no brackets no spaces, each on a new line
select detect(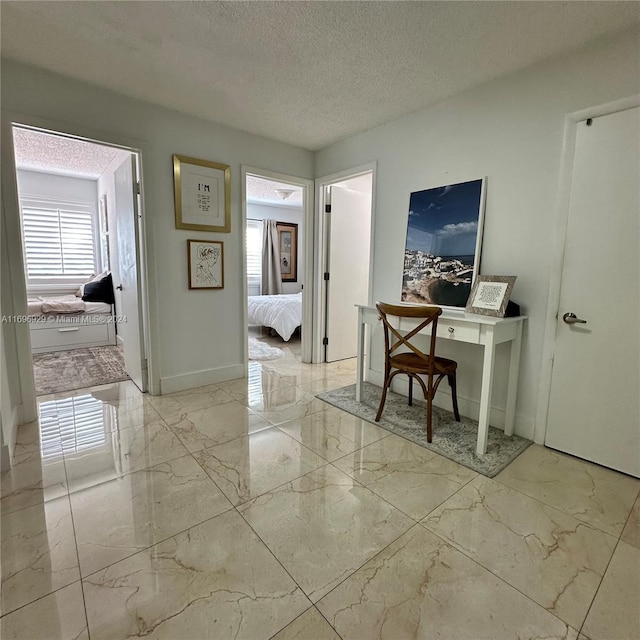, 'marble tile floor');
1,348,639,639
